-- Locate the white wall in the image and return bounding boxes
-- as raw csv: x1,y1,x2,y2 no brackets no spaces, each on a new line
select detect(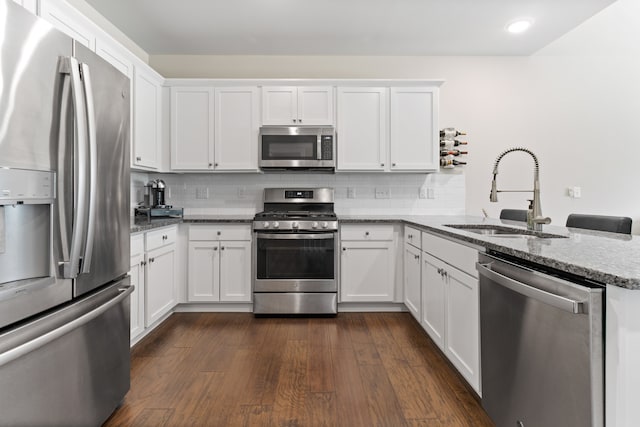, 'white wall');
149,0,640,232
